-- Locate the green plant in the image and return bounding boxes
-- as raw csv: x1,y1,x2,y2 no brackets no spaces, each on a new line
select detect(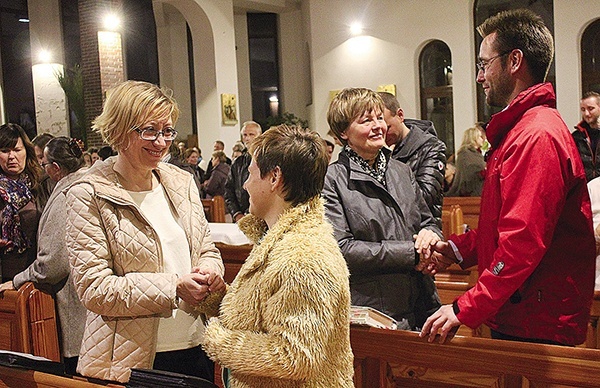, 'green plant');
56,64,87,145
262,112,309,130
